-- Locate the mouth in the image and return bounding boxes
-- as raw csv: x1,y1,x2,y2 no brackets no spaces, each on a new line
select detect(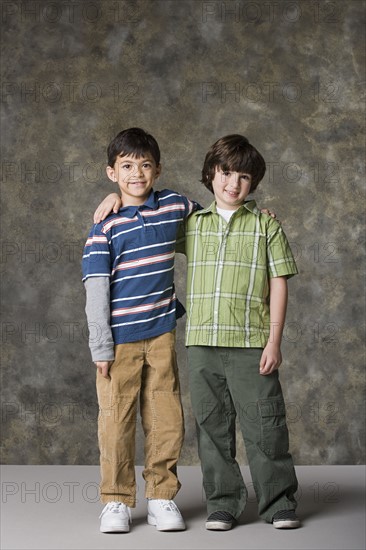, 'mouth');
225,189,240,198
